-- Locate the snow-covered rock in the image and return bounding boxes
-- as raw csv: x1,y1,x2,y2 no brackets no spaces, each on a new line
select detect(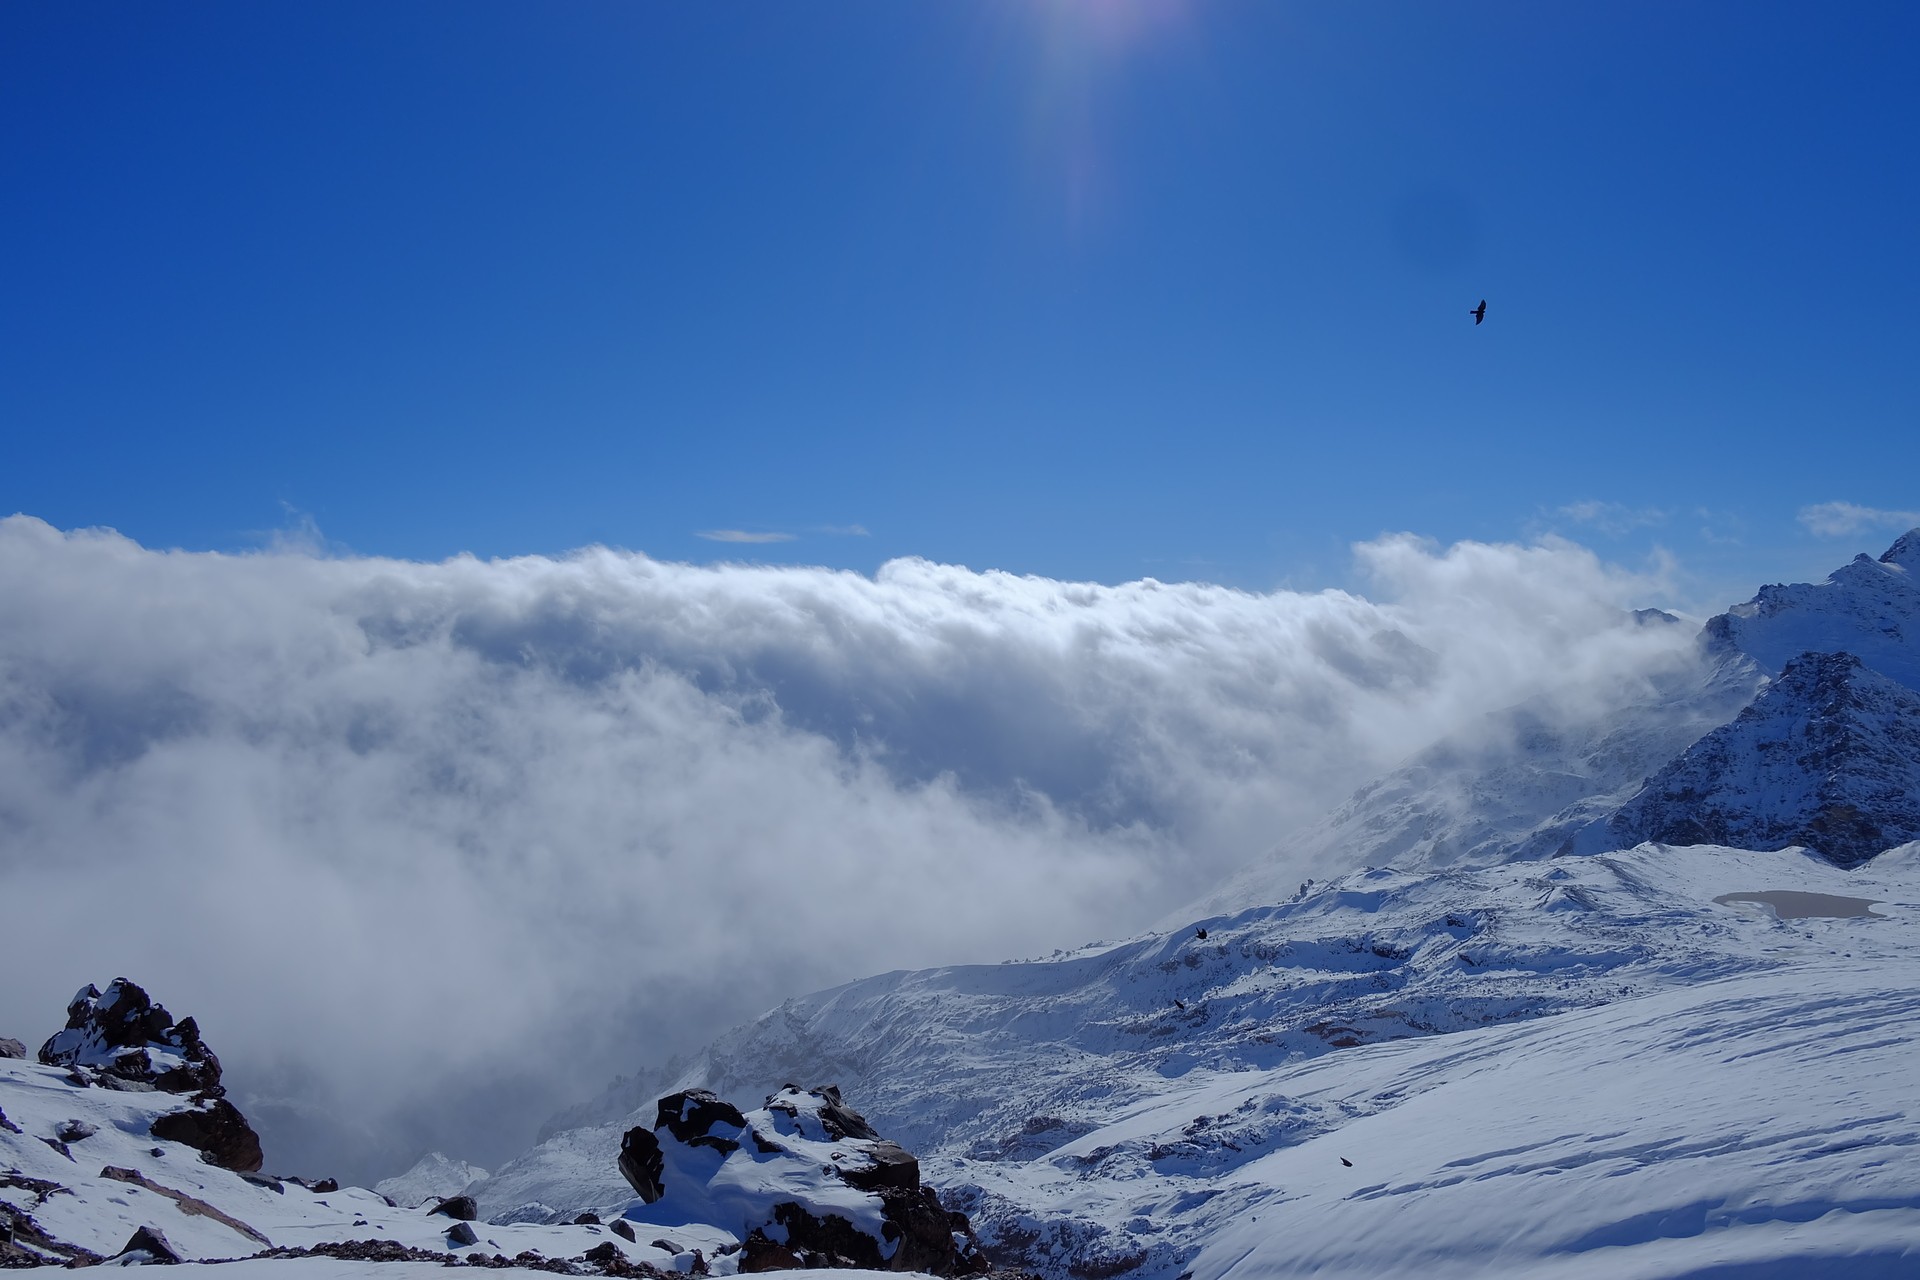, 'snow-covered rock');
372,1152,489,1209
618,1085,987,1276
35,978,264,1173
39,978,226,1096
1598,650,1920,866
